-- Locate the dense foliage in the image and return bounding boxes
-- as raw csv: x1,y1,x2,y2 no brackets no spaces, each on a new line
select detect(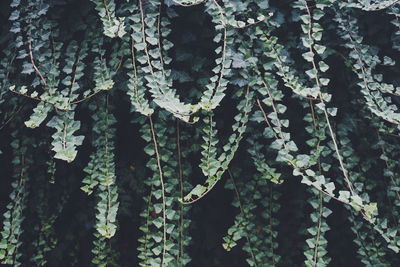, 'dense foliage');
1,0,400,266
